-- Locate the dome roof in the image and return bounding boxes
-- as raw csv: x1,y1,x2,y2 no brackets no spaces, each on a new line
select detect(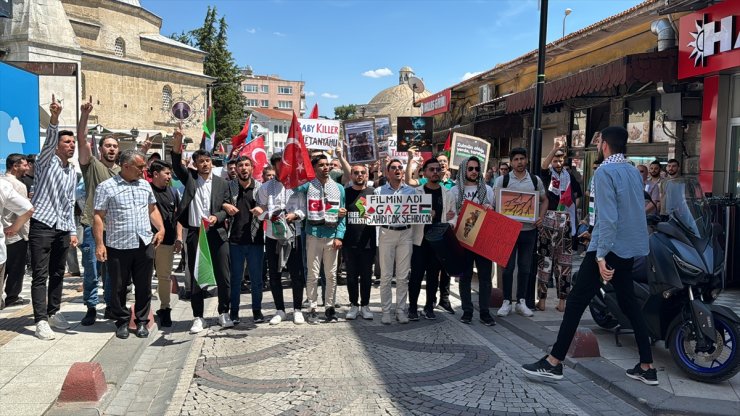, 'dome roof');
399,66,413,72
365,83,431,123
